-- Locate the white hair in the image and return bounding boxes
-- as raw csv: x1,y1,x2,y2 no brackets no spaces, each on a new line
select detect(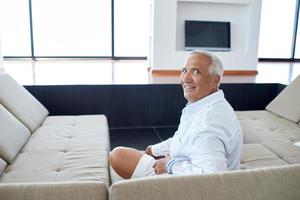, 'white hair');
189,50,224,82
